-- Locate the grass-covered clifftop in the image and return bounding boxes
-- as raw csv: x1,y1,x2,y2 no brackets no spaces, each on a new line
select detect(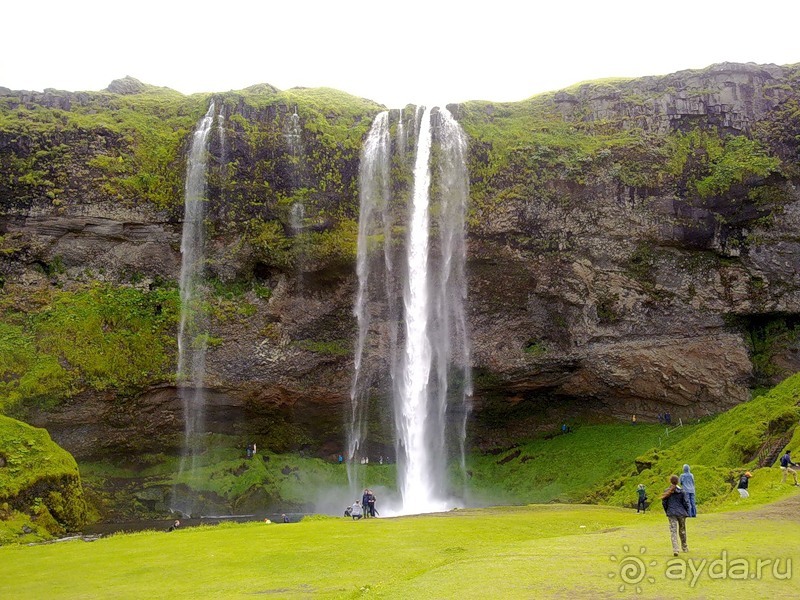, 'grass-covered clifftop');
0,414,87,543
0,82,206,209
456,63,800,241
